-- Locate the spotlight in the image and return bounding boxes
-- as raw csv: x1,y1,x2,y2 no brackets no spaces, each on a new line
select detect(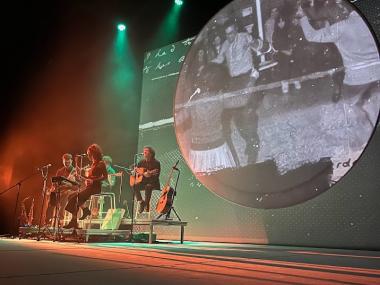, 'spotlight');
117,24,126,31
174,0,183,6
